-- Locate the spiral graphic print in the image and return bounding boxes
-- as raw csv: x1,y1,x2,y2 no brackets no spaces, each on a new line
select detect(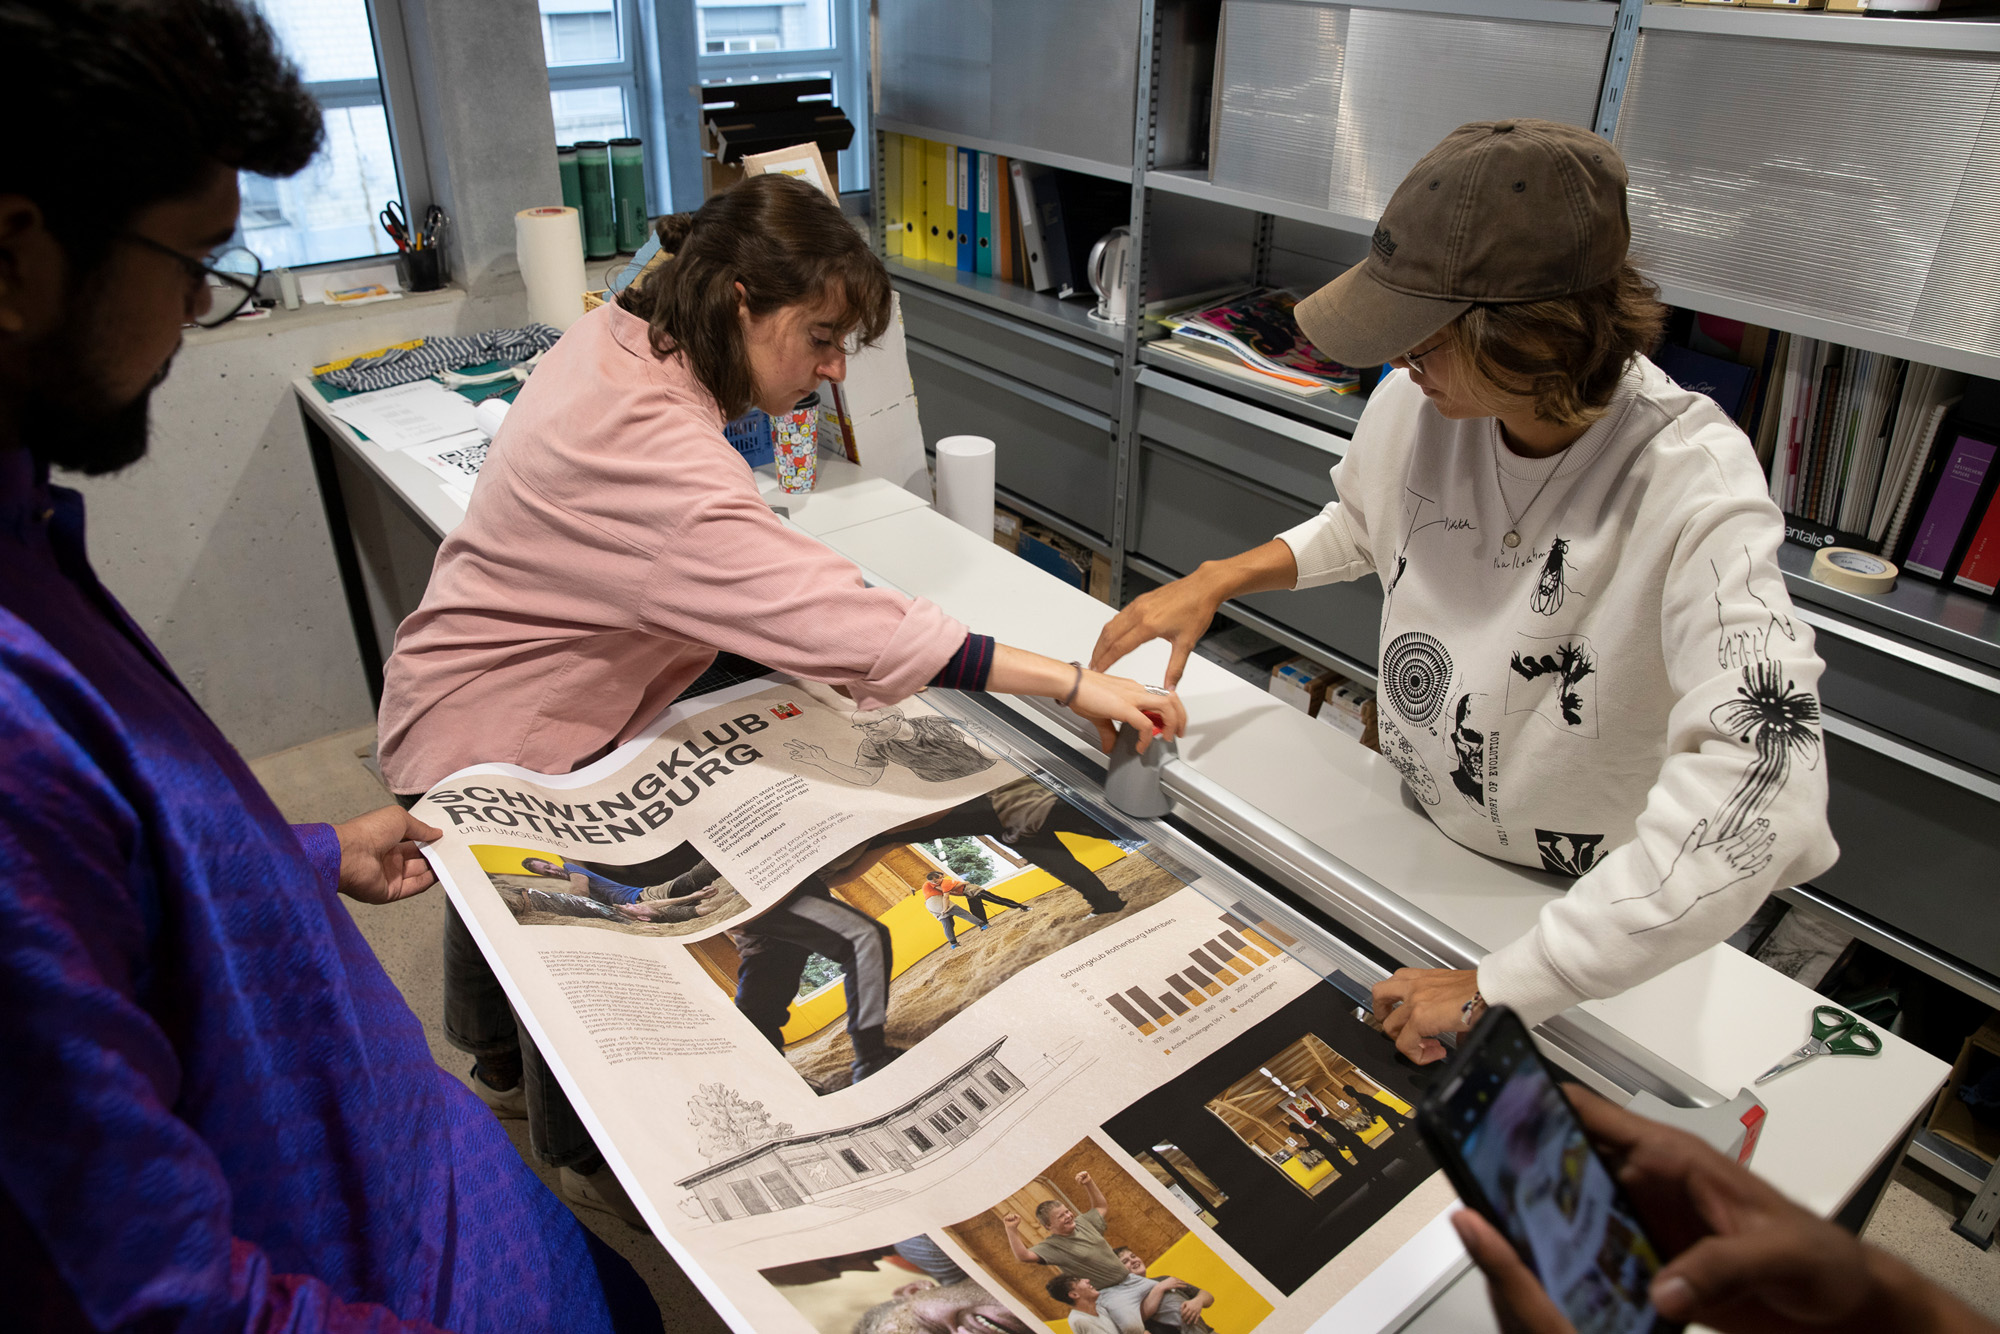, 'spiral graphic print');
1382,631,1452,727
